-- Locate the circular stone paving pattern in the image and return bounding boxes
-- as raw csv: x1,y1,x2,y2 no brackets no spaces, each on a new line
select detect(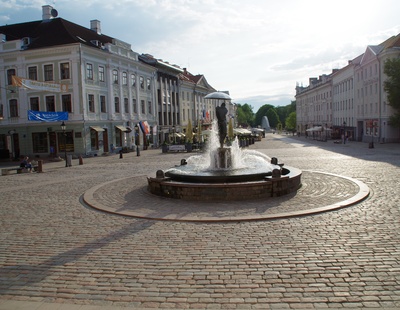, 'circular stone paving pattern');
83,170,370,222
